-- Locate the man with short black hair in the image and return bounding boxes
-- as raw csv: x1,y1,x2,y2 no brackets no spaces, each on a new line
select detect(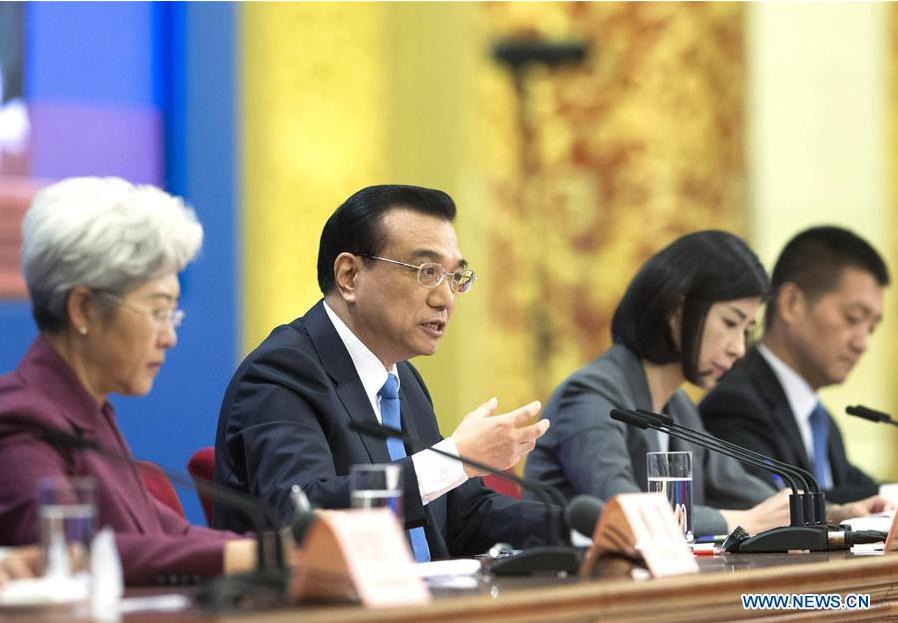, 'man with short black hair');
700,226,890,504
214,185,554,558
